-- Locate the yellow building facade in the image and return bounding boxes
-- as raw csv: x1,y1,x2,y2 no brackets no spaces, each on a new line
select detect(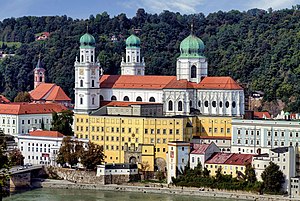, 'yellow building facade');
195,116,232,138
74,114,194,171
204,163,246,178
